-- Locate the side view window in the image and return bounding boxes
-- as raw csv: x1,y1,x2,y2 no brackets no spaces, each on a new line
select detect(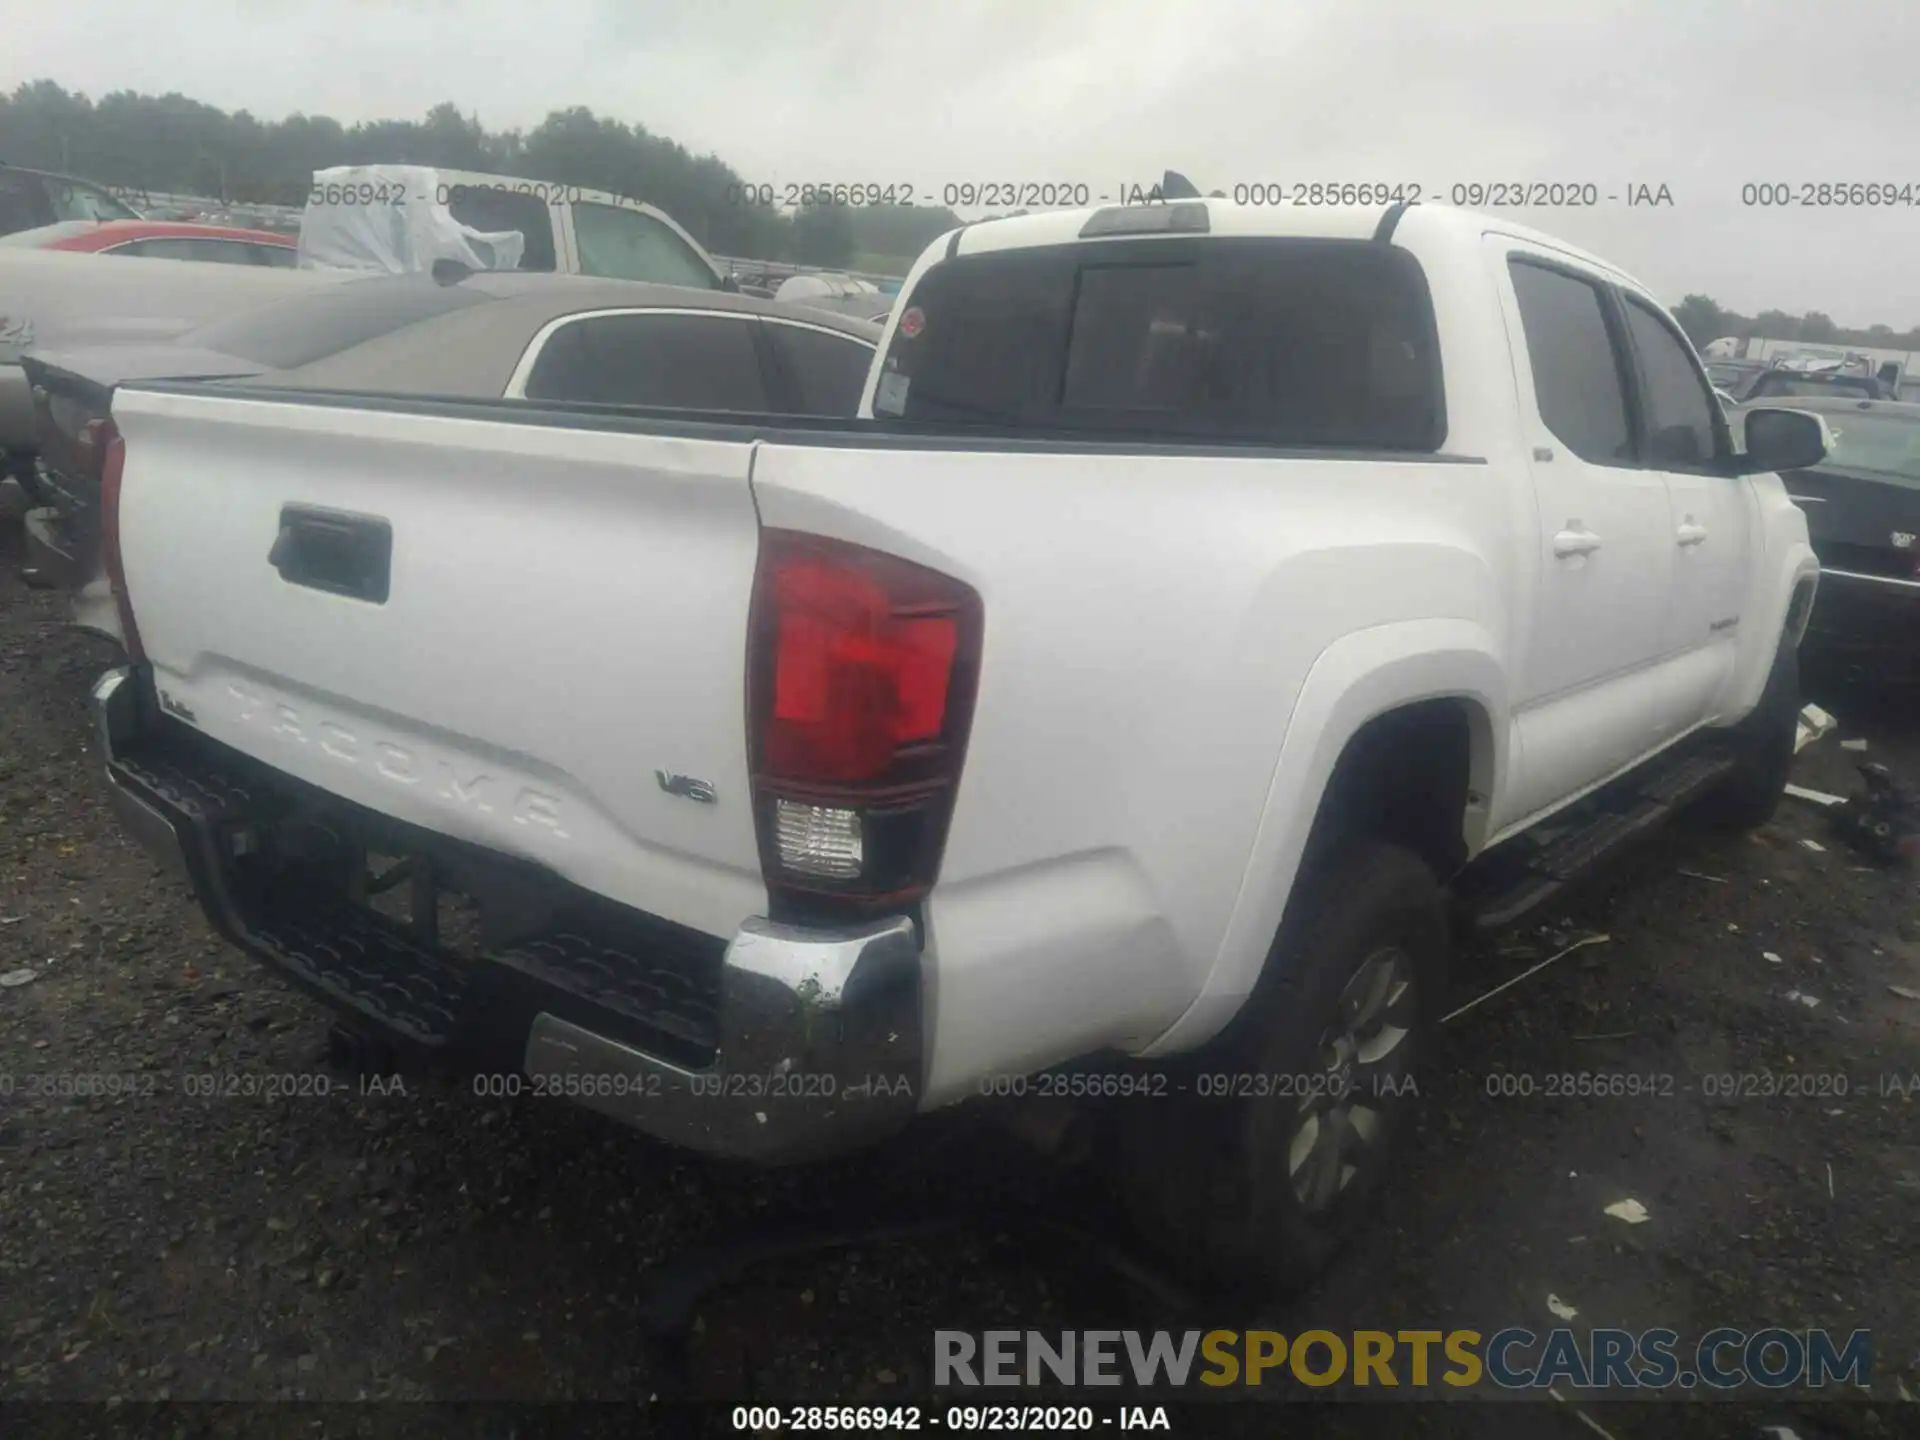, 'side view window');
571,203,719,290
875,240,1445,447
762,322,875,416
46,179,138,223
1621,297,1720,469
522,312,769,410
445,186,557,271
1508,259,1634,466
